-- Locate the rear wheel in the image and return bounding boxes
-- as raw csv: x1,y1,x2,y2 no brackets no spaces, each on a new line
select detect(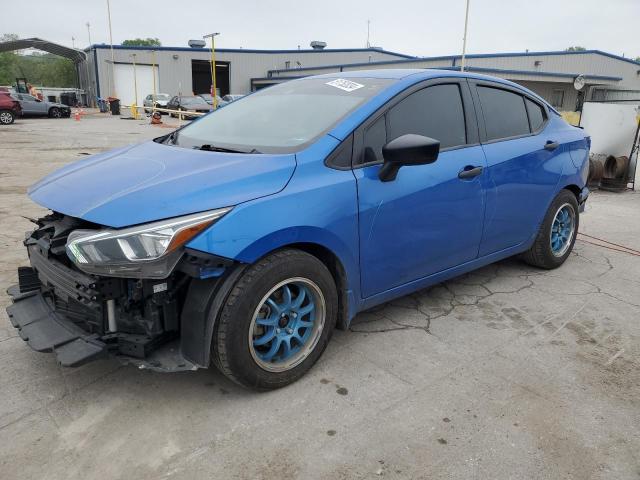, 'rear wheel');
212,249,337,390
49,107,61,118
0,110,15,125
522,189,579,269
